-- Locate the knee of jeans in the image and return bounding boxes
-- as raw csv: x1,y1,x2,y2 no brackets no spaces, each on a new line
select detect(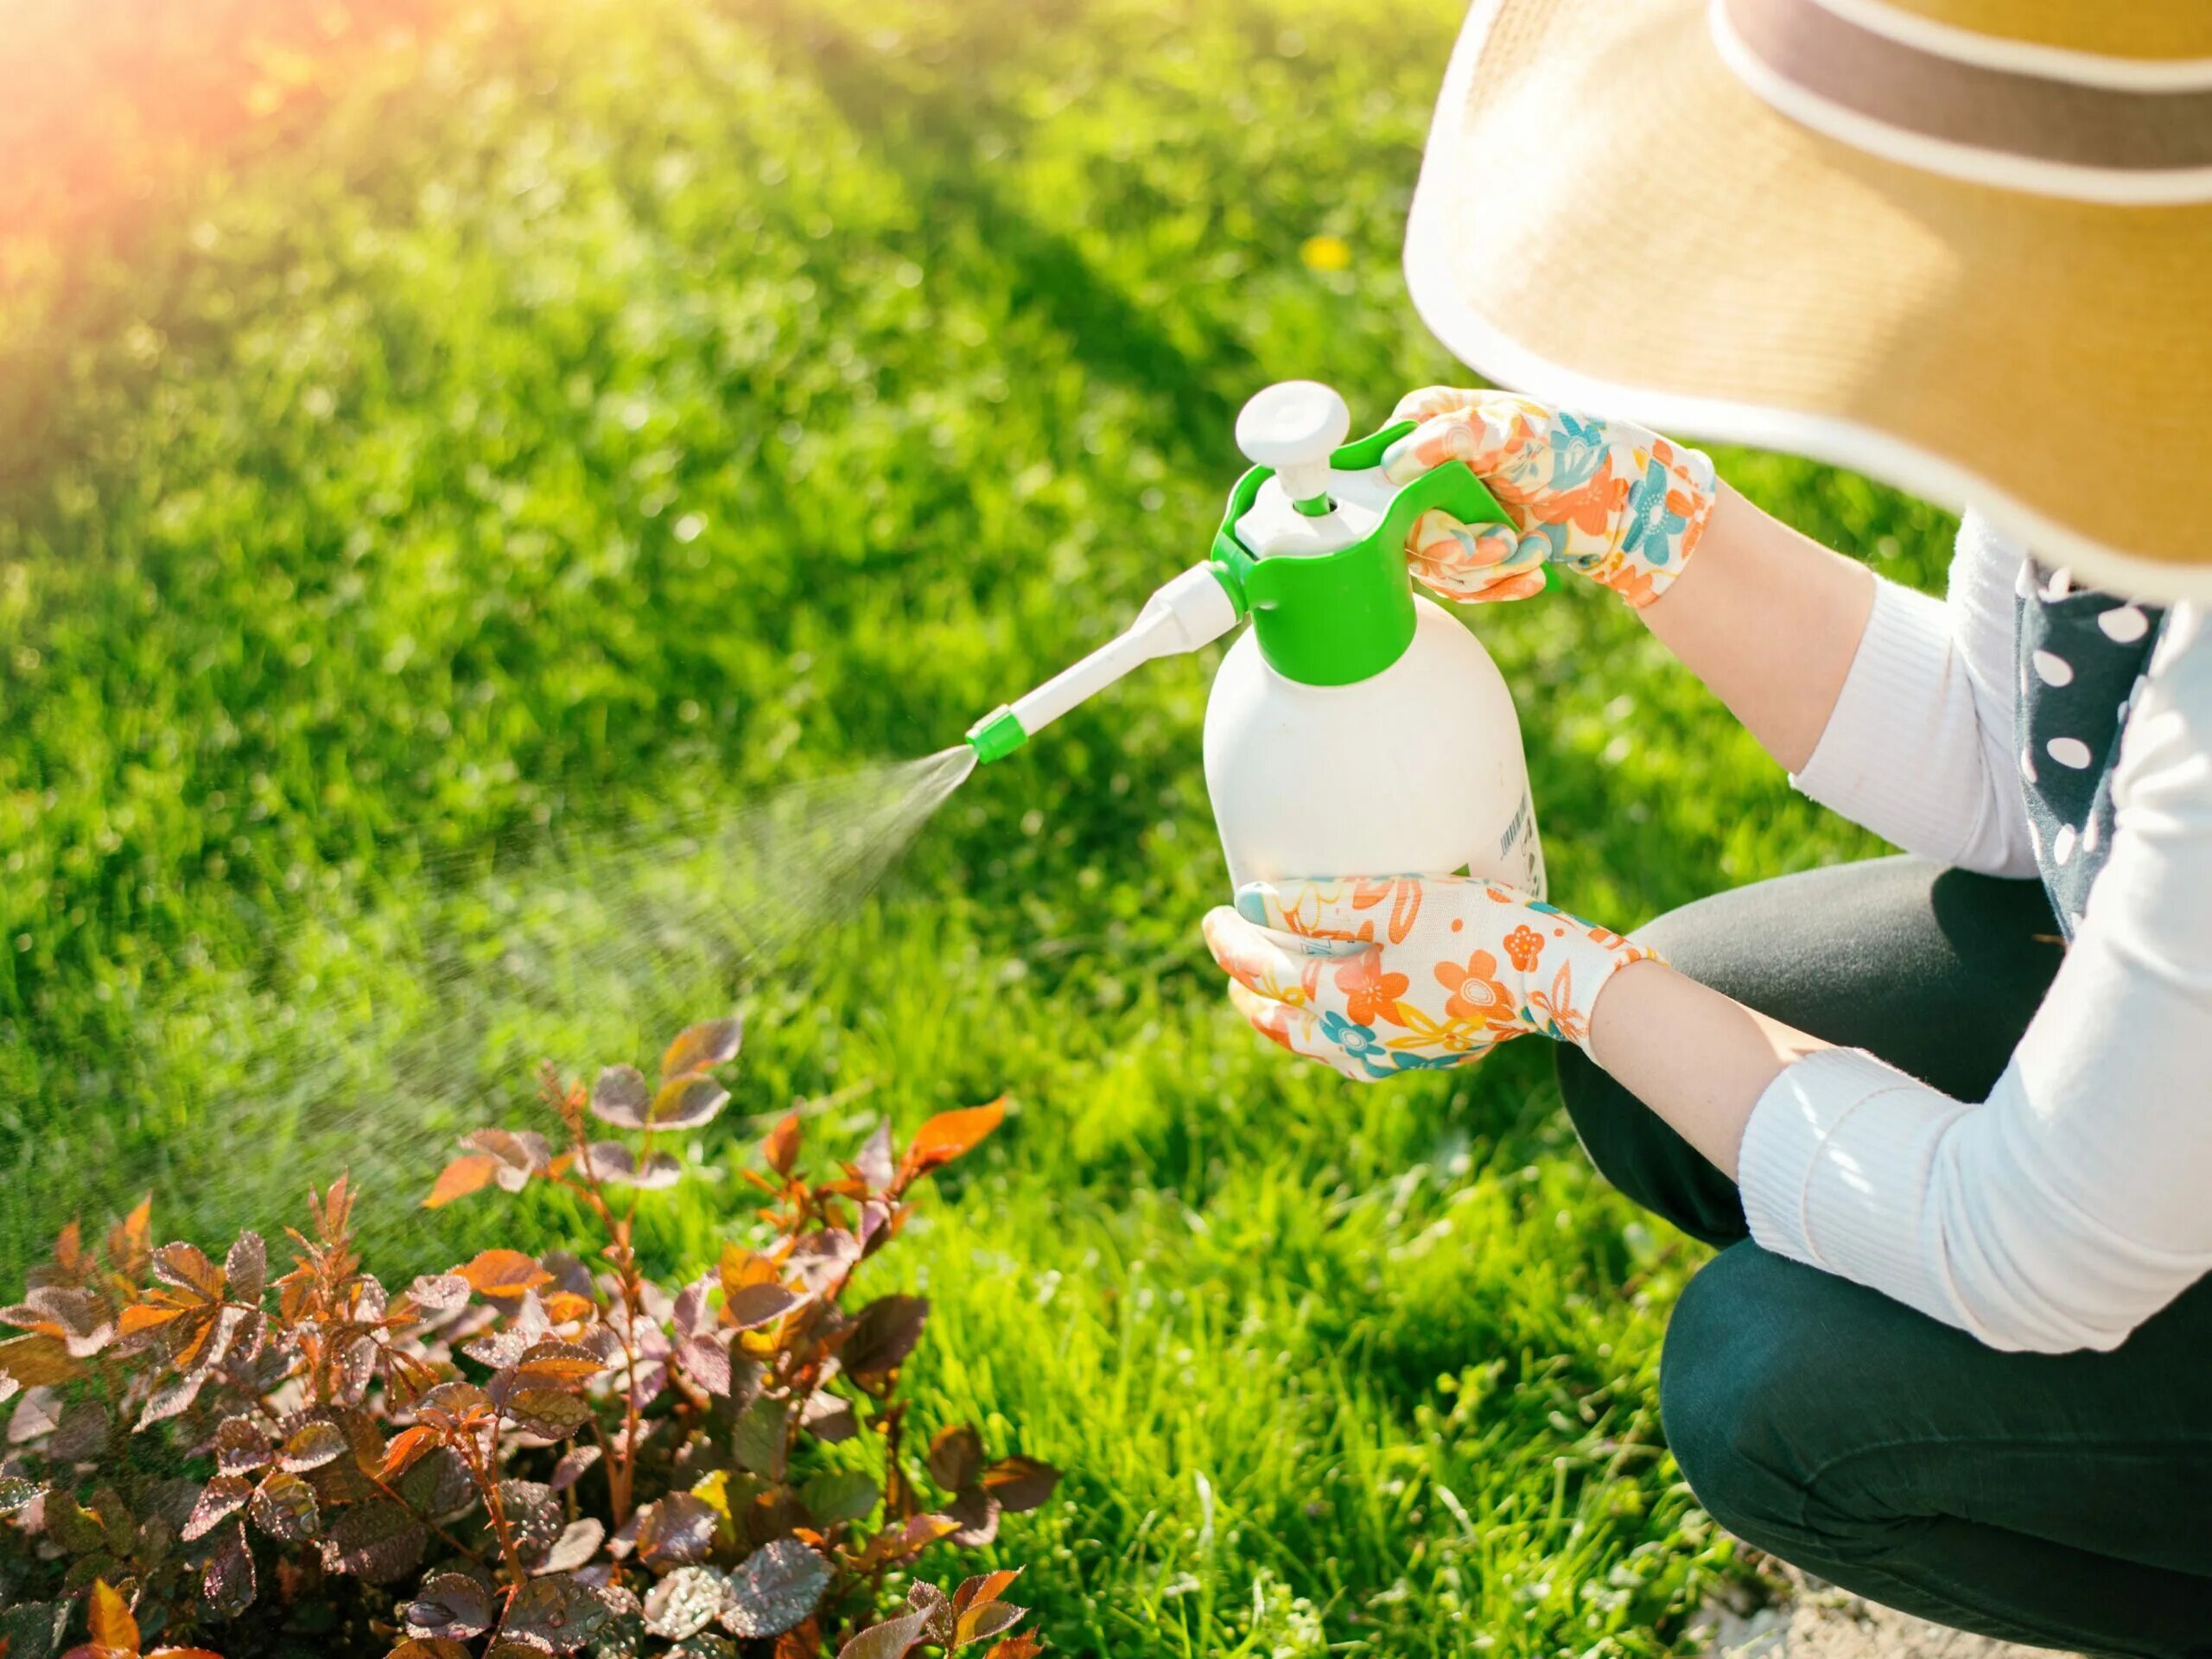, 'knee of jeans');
1661,1247,1843,1550
1635,901,1736,991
